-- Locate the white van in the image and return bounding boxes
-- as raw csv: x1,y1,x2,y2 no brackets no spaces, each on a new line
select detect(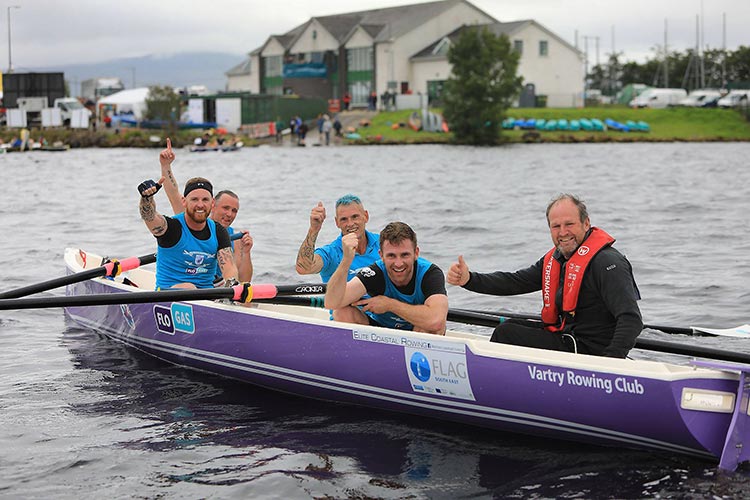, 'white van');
629,88,687,108
676,89,722,107
717,90,749,108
